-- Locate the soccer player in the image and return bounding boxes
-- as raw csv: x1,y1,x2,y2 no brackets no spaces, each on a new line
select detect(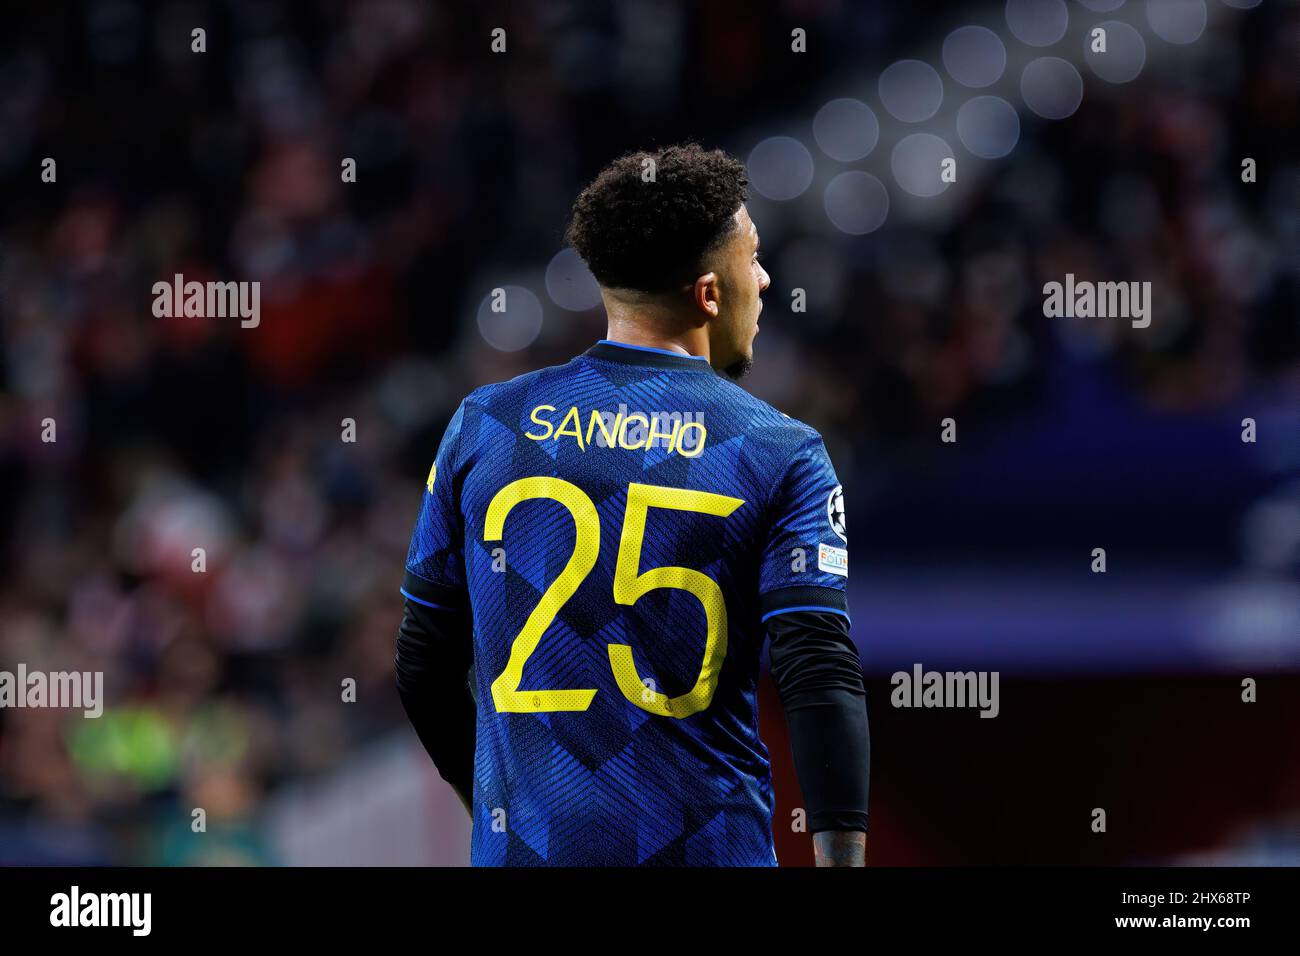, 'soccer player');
395,143,869,867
